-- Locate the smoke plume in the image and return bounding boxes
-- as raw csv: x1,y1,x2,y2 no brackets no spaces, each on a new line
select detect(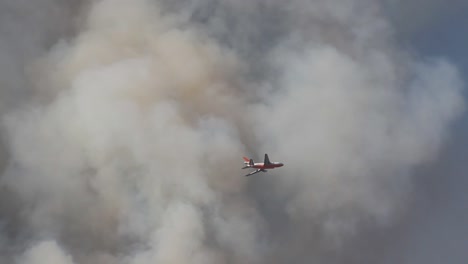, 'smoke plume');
0,0,464,263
